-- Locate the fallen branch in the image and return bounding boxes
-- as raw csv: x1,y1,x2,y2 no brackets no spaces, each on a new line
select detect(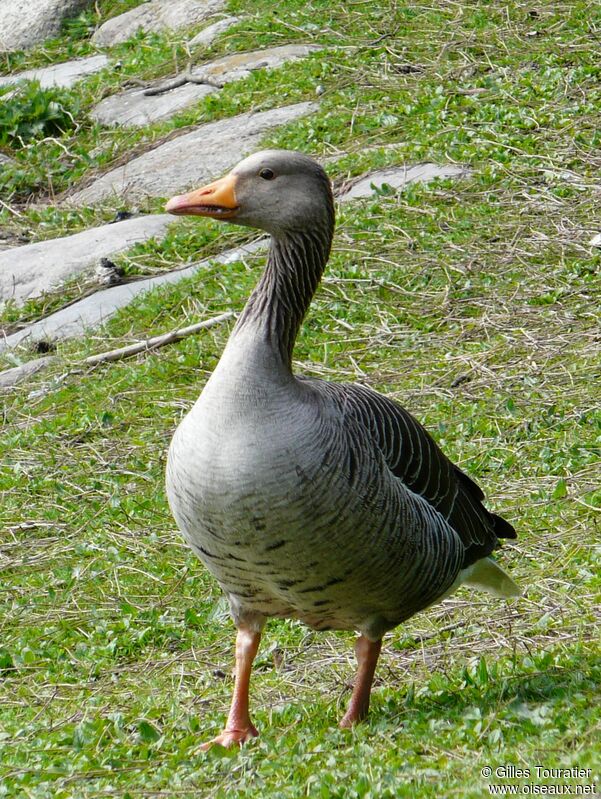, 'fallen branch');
143,67,224,96
84,311,235,366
